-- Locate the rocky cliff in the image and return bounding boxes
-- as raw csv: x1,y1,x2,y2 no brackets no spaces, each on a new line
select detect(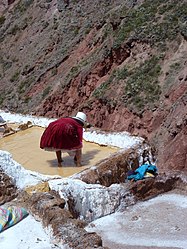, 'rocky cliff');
0,0,187,171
